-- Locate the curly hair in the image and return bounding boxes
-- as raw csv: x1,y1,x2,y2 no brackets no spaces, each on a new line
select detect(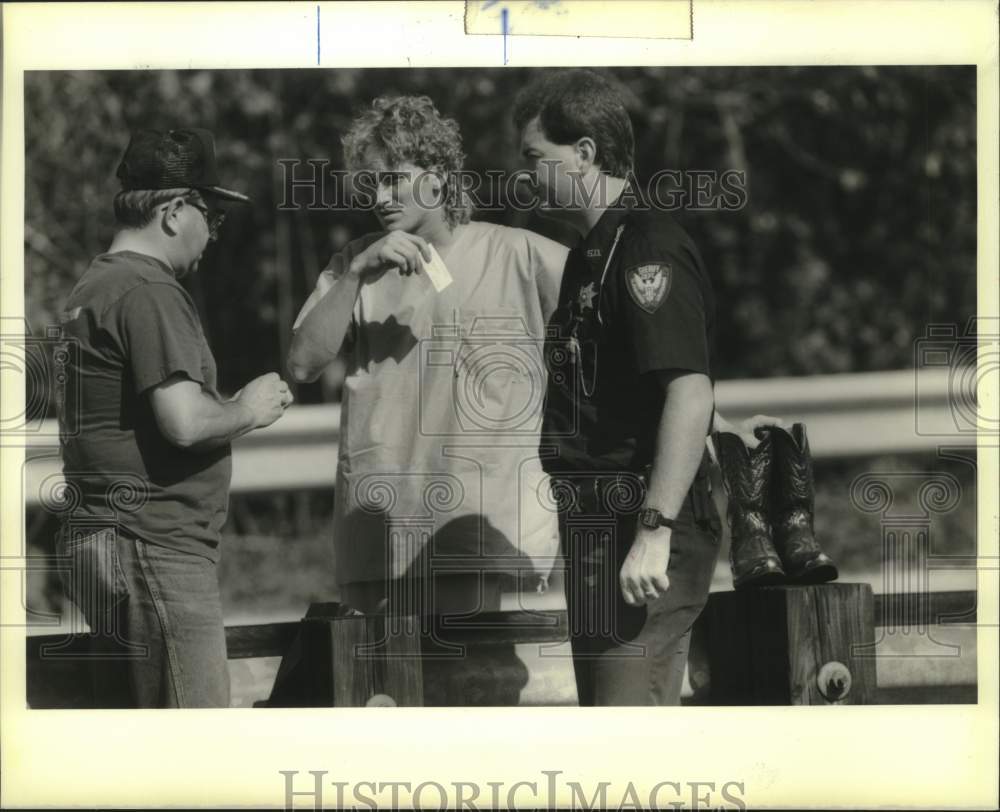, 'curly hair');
342,95,471,227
